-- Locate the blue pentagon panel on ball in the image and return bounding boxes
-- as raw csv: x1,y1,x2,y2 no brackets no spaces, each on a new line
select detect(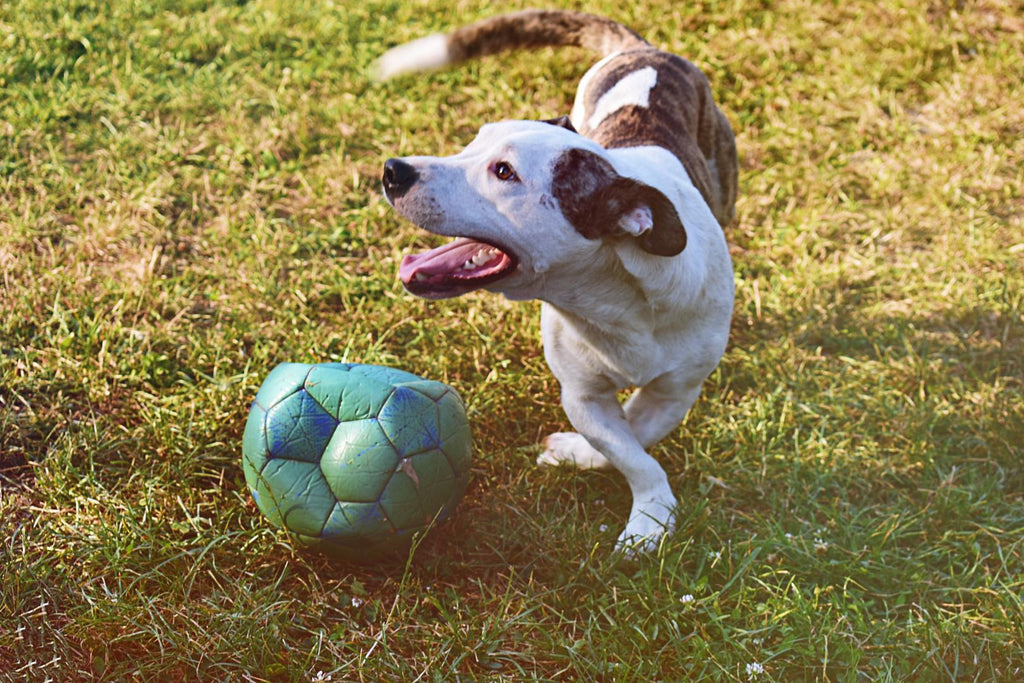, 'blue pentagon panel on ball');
241,362,473,561
265,388,339,463
378,385,445,457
